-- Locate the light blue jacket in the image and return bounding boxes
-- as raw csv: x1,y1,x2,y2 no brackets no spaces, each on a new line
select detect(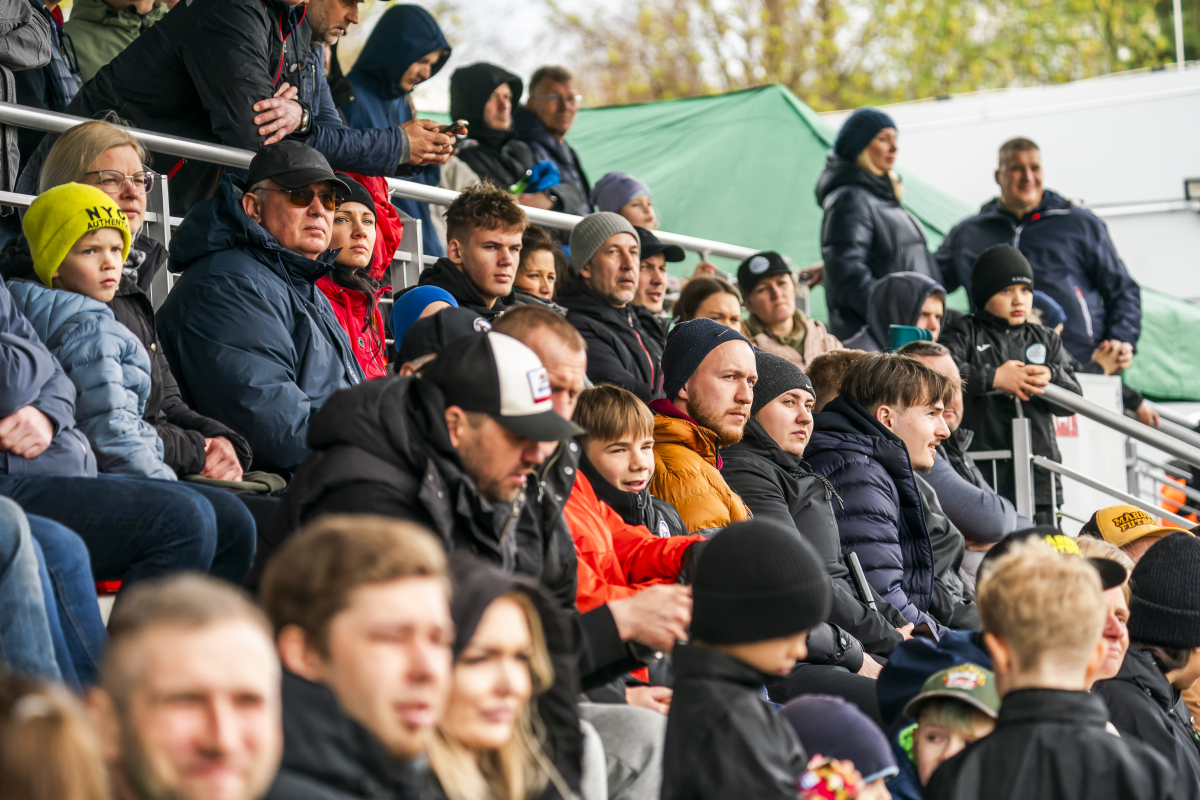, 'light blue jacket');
7,281,174,481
